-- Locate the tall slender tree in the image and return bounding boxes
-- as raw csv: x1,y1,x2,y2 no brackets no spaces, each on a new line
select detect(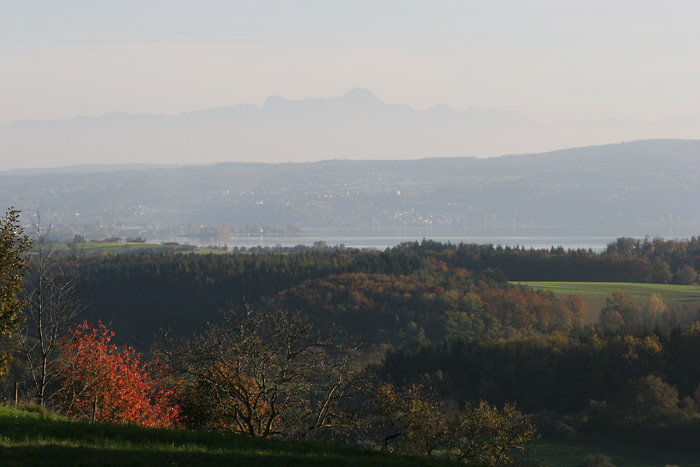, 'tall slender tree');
20,214,85,405
0,207,32,380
